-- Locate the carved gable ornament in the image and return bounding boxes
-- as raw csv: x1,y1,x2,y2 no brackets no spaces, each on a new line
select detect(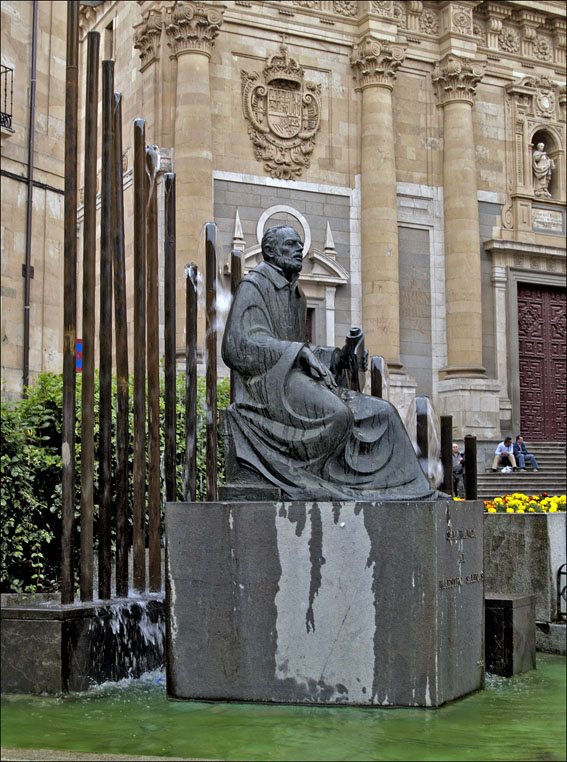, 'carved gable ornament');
241,40,322,180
